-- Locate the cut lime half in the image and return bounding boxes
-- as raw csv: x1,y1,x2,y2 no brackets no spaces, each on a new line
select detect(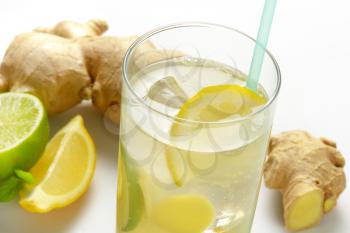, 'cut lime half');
0,93,49,181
